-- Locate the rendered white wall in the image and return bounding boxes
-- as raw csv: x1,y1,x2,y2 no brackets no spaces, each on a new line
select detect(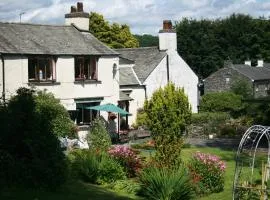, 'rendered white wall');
120,87,145,126
159,32,177,51
2,56,120,111
168,50,198,113
4,56,28,99
65,17,89,31
144,57,168,99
